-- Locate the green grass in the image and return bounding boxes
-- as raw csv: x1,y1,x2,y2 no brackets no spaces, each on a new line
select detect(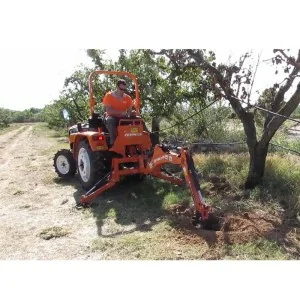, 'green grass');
32,123,68,138
31,123,70,157
271,130,300,154
105,208,117,218
194,153,248,193
91,221,207,260
40,141,69,157
162,190,191,208
193,152,300,217
82,176,191,227
91,225,294,260
0,123,23,135
225,239,290,260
